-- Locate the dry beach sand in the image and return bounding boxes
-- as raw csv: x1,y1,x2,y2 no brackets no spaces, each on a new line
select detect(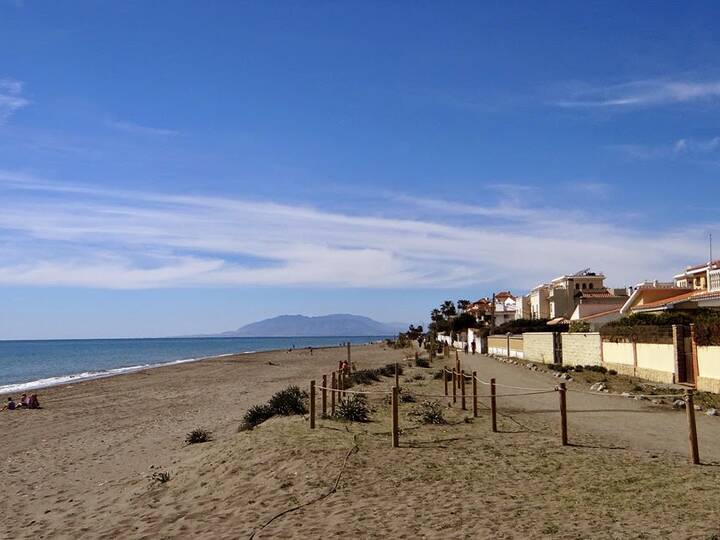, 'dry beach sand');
2,343,720,538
